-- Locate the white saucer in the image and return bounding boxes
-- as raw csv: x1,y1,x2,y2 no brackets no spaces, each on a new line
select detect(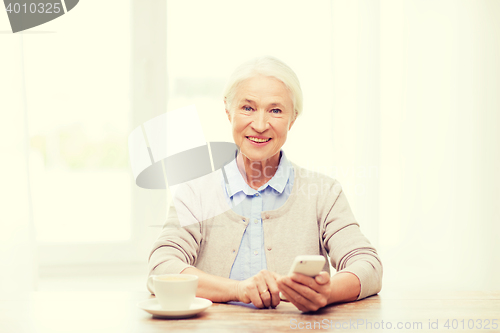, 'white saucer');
137,297,212,319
